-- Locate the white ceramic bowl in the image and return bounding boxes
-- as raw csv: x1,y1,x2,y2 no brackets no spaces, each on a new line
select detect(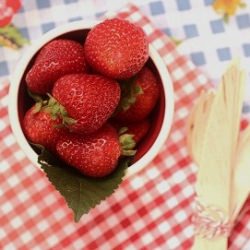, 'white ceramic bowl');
8,21,174,178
